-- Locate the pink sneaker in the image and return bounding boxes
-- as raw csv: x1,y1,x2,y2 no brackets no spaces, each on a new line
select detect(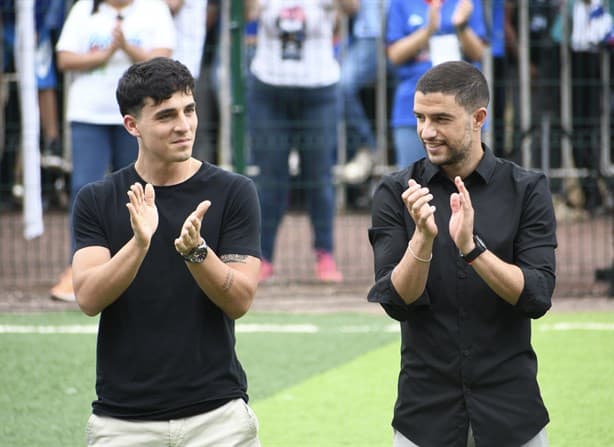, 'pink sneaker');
259,260,274,282
315,250,343,283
